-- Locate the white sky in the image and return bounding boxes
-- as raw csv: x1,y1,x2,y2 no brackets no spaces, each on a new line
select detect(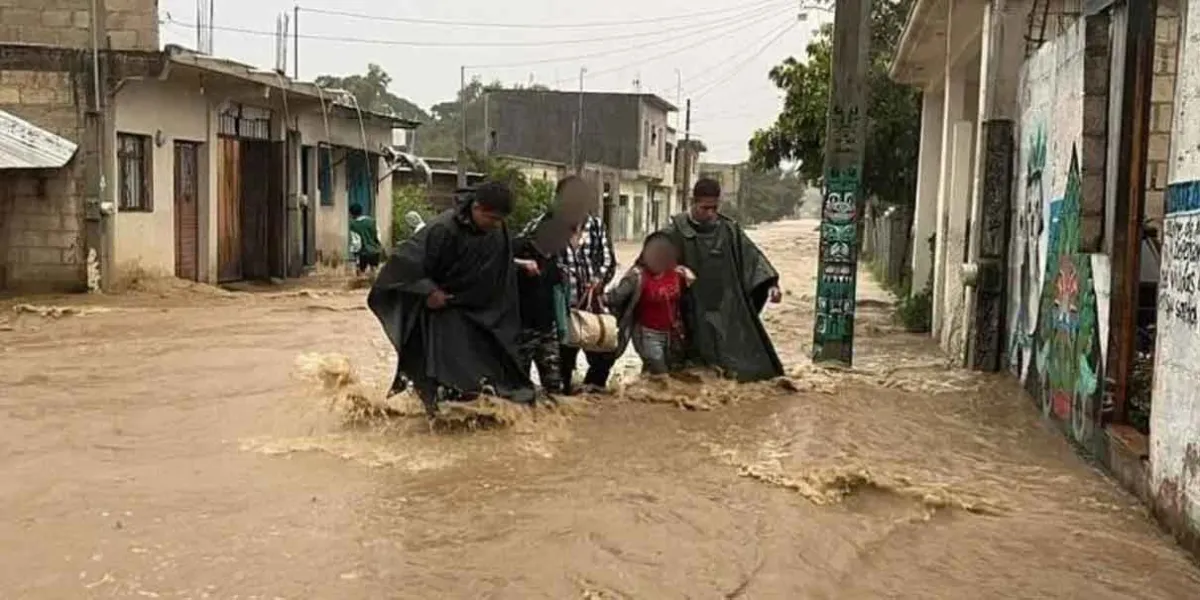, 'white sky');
159,0,830,163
